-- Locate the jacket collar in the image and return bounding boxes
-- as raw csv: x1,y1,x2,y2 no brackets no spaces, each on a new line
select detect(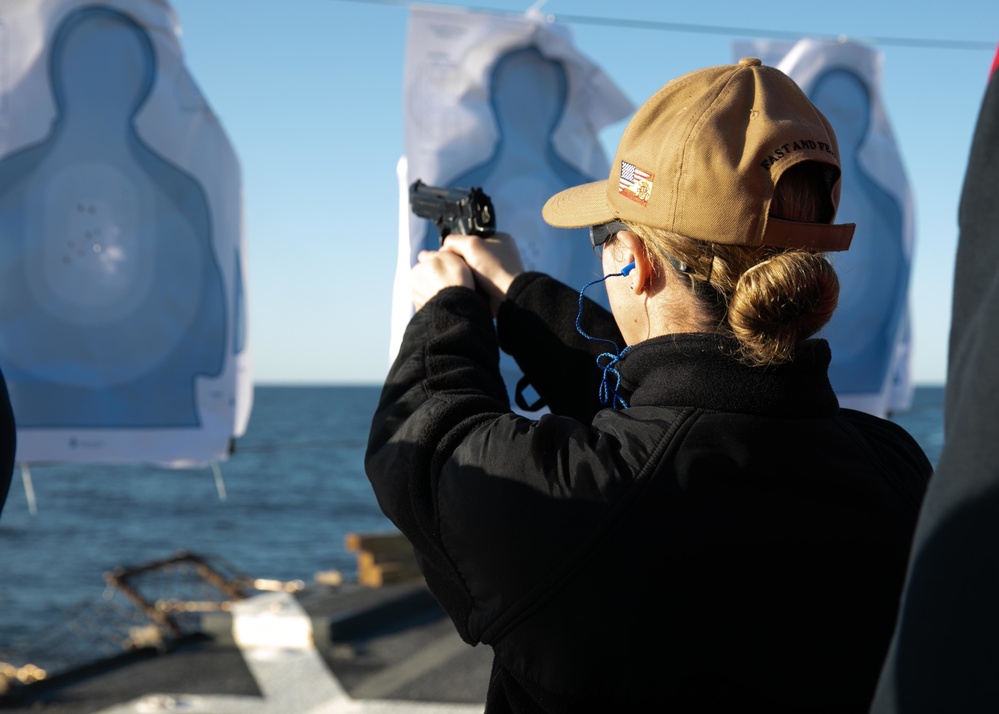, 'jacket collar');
618,334,840,418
